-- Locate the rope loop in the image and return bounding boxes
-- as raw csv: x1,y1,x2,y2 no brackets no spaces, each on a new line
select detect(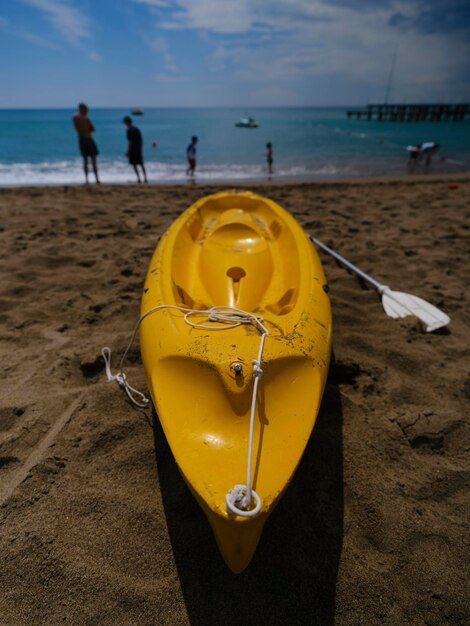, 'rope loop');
226,484,262,518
